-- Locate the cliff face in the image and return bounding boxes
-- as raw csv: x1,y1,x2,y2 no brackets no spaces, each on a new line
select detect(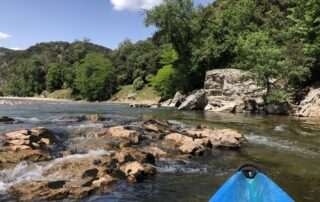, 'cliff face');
203,69,268,113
